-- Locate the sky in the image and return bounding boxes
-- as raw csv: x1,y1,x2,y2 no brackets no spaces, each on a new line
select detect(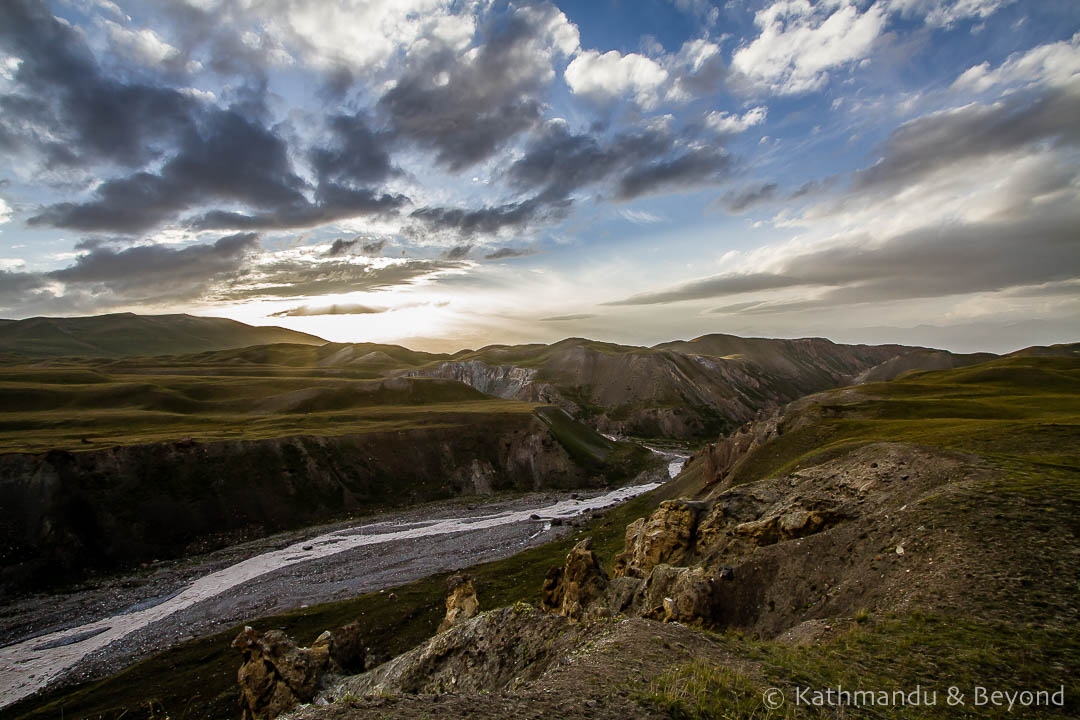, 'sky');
0,0,1078,354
